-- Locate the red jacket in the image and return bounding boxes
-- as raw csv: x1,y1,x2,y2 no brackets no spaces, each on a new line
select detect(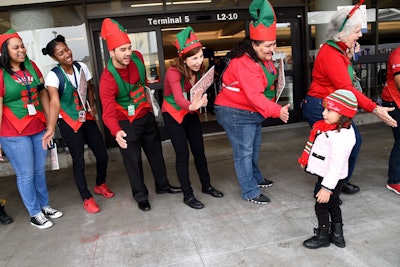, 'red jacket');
308,42,376,113
215,54,281,118
382,47,400,107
